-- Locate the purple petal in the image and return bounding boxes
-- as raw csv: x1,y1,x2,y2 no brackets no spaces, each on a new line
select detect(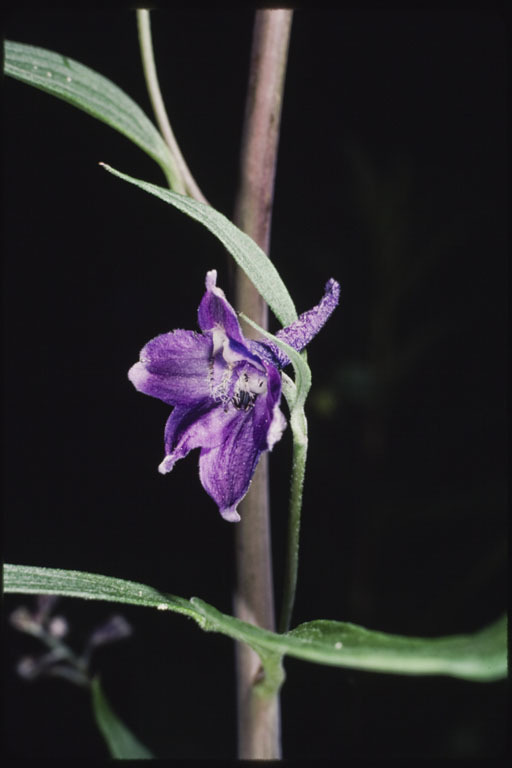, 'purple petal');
198,362,285,521
212,328,266,371
247,339,284,369
159,401,243,473
198,410,261,522
87,615,132,648
198,270,246,344
128,329,212,405
251,361,286,451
